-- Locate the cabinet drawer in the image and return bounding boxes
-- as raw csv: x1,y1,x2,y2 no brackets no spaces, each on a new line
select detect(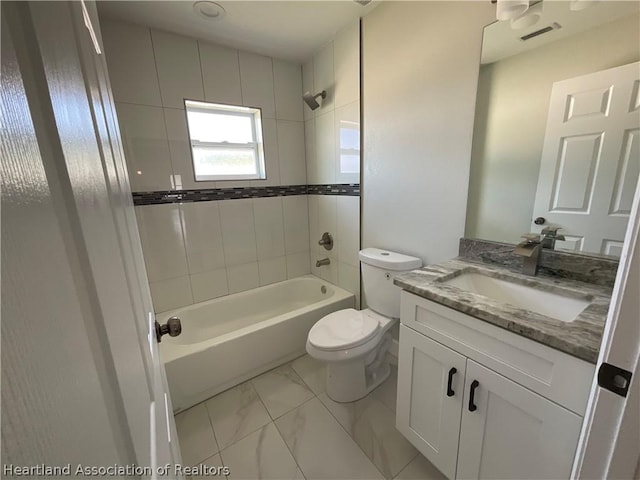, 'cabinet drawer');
401,291,594,415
